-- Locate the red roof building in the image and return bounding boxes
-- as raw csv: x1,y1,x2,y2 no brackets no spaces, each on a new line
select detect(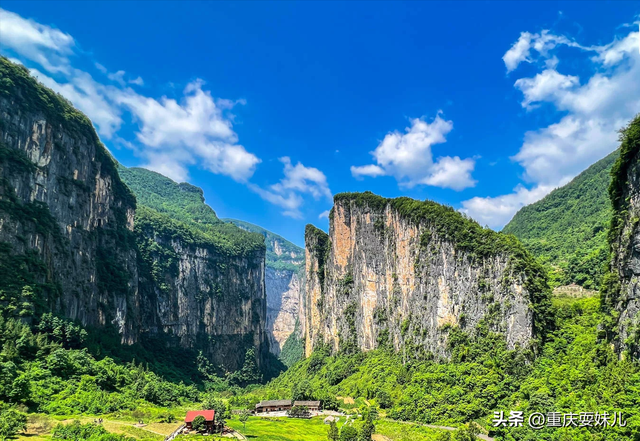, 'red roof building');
185,410,216,431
